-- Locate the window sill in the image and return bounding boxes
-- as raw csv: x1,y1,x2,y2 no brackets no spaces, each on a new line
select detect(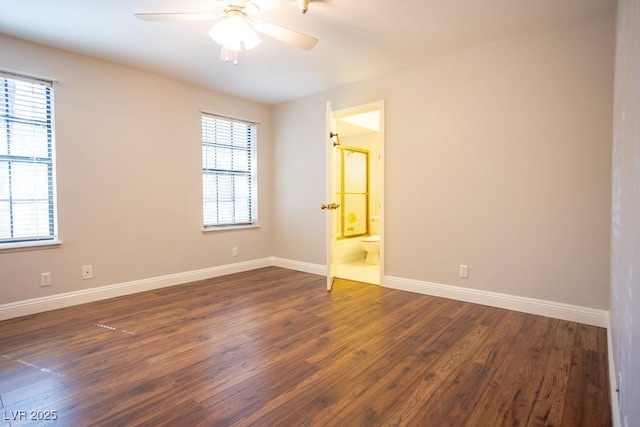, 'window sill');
0,240,62,254
203,224,261,233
